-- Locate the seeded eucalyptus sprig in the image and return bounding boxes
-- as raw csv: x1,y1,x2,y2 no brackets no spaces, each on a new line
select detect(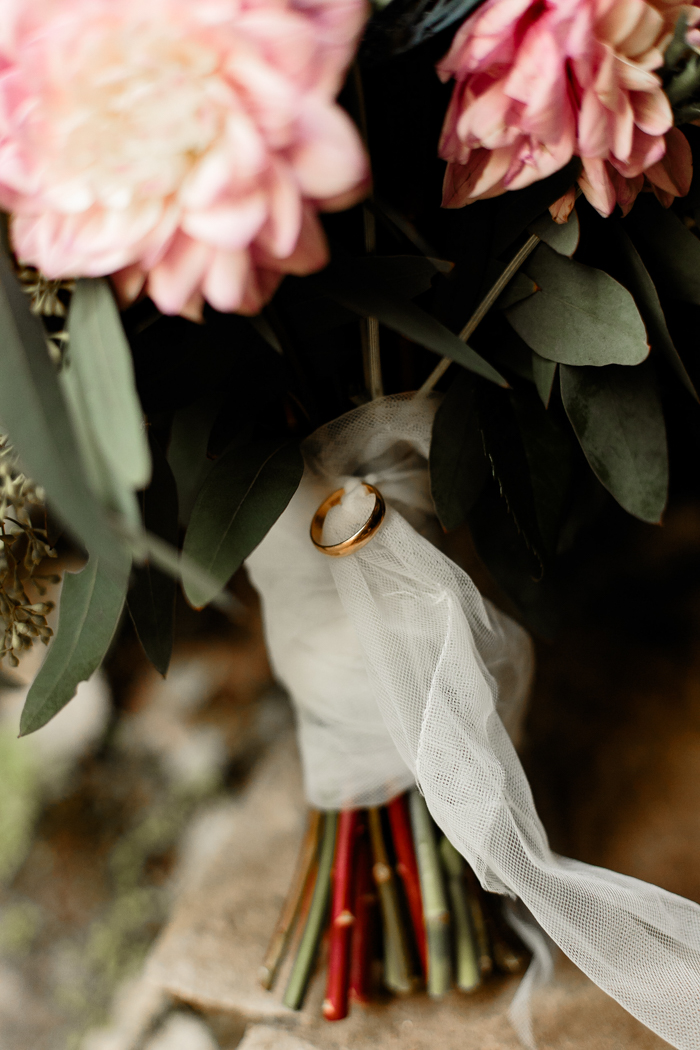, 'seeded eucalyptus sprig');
662,12,700,125
15,264,74,368
0,436,57,666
